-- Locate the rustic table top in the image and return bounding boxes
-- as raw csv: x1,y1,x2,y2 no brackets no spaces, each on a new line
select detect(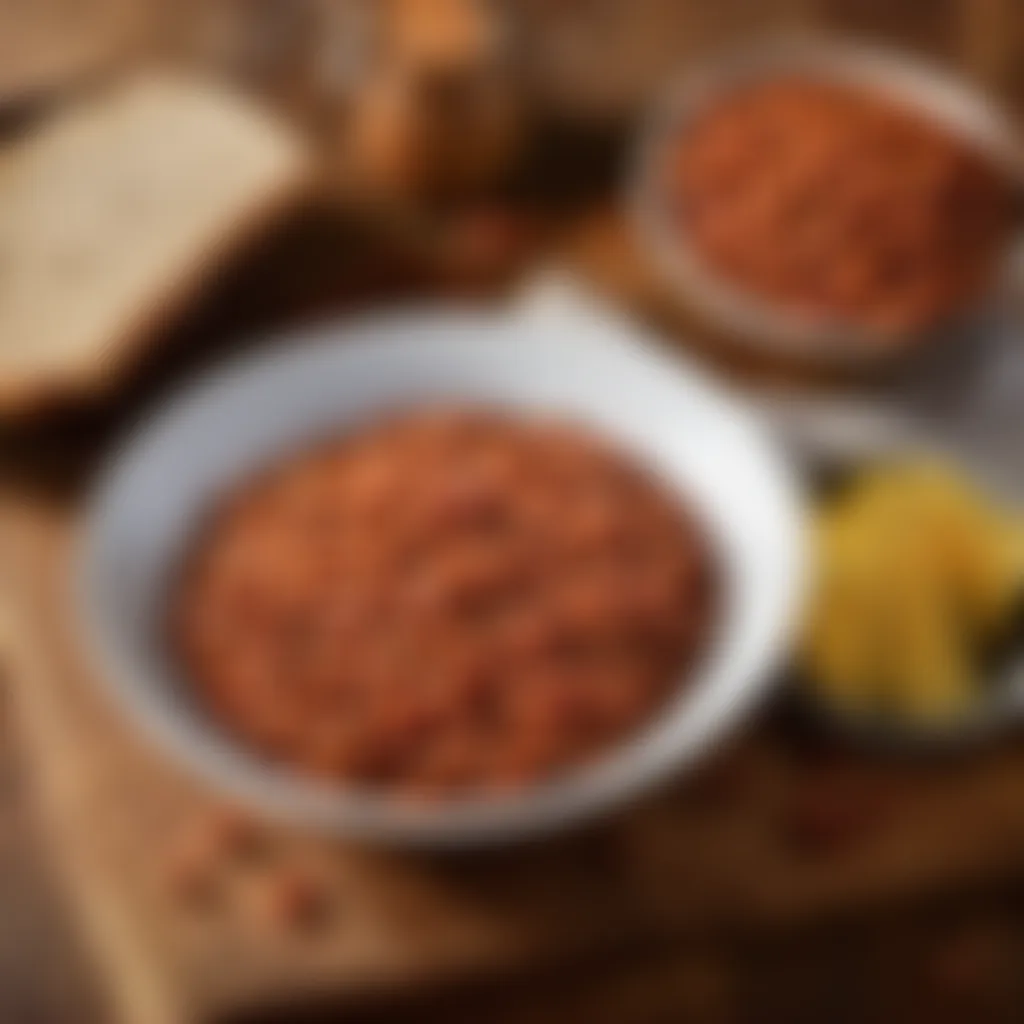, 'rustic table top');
3,203,1024,1023
3,1,1024,1020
